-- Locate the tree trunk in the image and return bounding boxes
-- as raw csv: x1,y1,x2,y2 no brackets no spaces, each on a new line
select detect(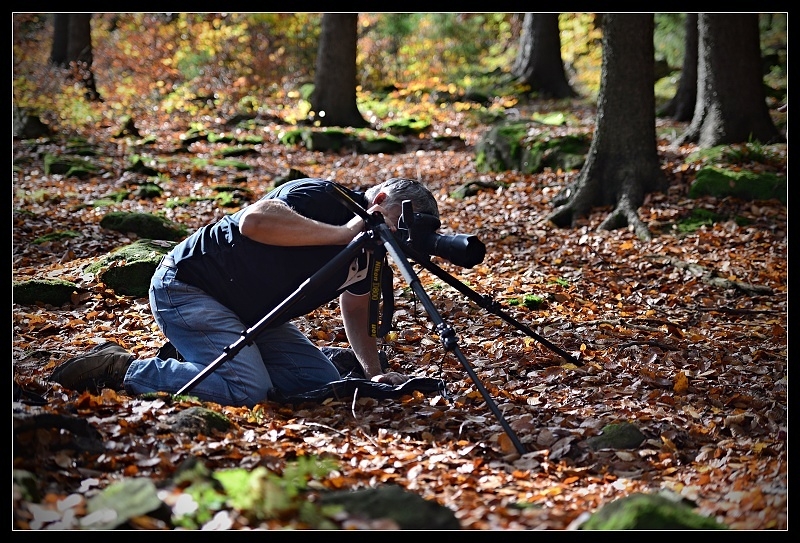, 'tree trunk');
512,13,577,99
66,13,93,64
547,14,667,241
311,13,369,128
659,13,698,122
49,13,101,101
676,13,783,147
50,14,69,66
